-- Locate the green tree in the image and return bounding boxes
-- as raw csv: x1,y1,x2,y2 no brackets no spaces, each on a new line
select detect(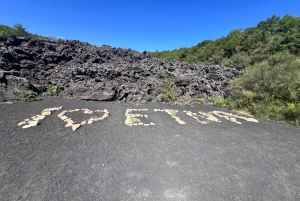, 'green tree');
150,15,300,66
13,23,28,36
209,49,225,64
